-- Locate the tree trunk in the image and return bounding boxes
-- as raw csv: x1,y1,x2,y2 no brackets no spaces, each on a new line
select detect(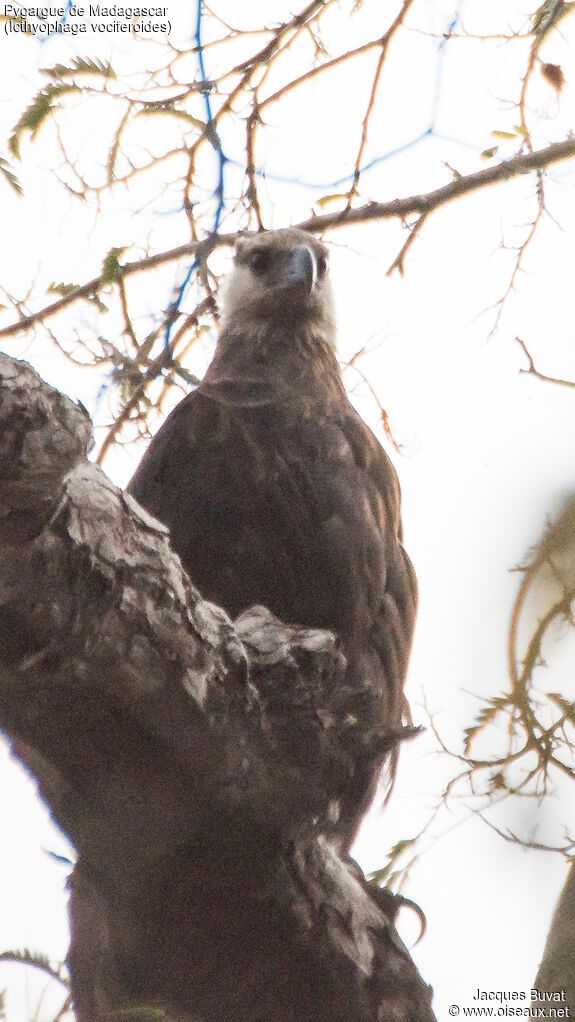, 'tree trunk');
533,861,575,1012
0,353,435,1022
